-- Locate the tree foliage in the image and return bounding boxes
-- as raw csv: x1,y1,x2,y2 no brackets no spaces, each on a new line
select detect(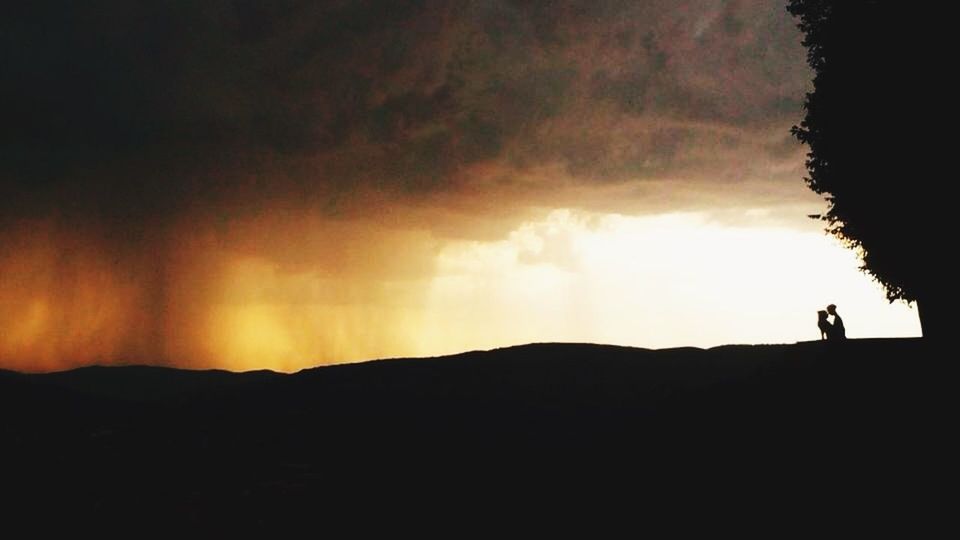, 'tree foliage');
788,0,945,316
